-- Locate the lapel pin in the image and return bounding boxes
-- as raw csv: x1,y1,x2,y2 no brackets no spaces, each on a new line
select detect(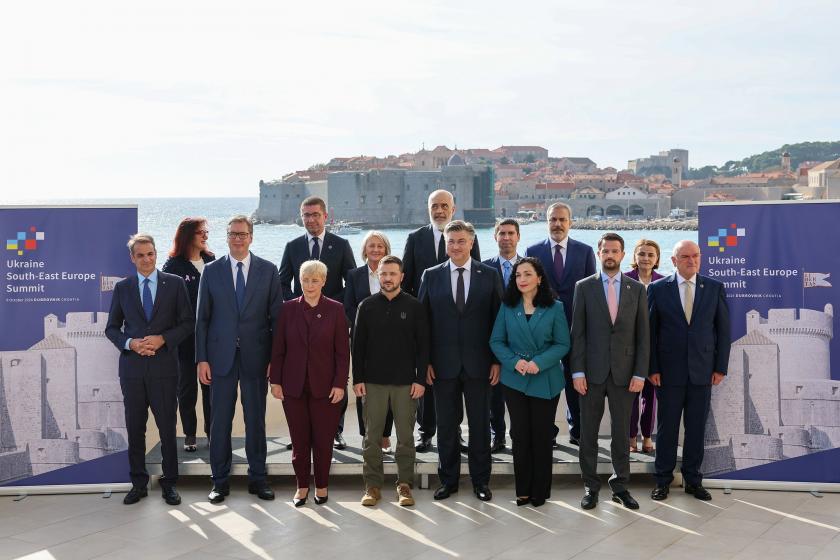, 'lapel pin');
316,313,322,318
328,245,333,250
